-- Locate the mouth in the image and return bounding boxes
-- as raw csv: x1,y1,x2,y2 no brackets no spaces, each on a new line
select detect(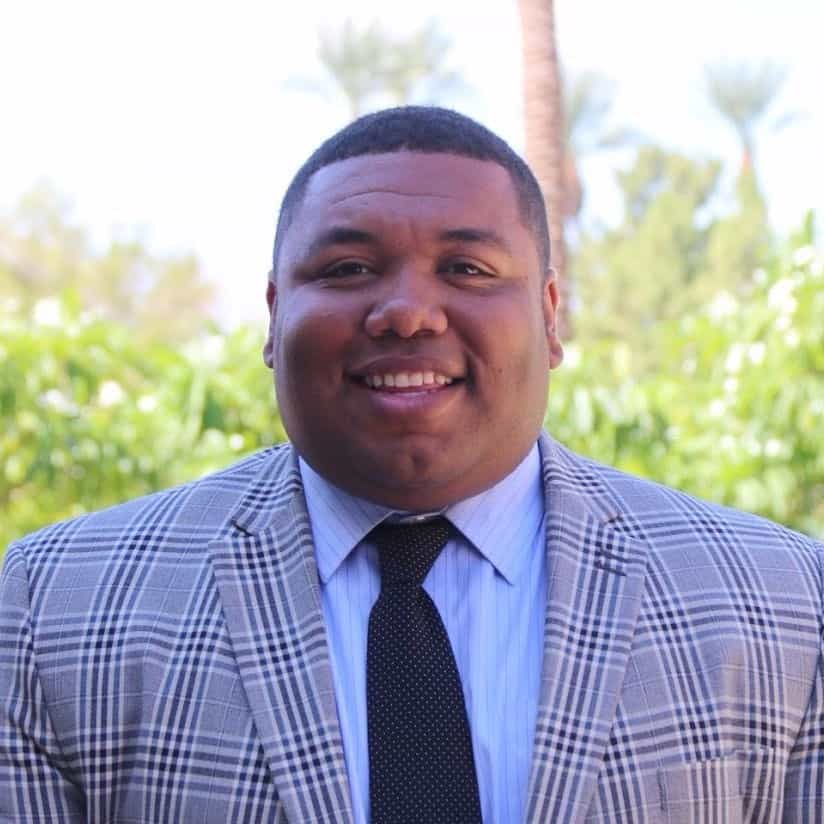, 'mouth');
349,369,465,420
357,370,461,391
